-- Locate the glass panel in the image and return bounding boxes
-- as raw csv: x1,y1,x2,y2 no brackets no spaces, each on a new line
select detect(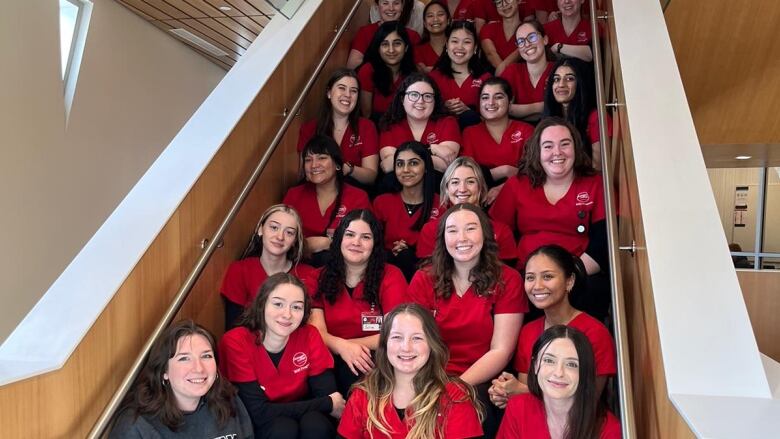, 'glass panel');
265,0,306,19
707,168,762,253
761,167,780,253
731,254,755,269
760,256,780,270
59,0,79,79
